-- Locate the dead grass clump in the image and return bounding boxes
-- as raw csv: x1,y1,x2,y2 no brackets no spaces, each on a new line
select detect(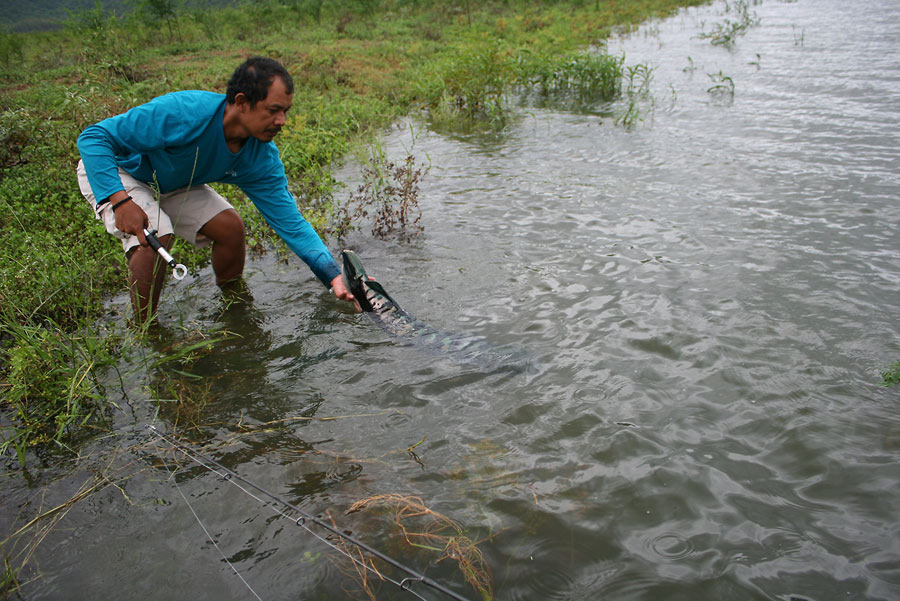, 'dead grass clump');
348,494,493,601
